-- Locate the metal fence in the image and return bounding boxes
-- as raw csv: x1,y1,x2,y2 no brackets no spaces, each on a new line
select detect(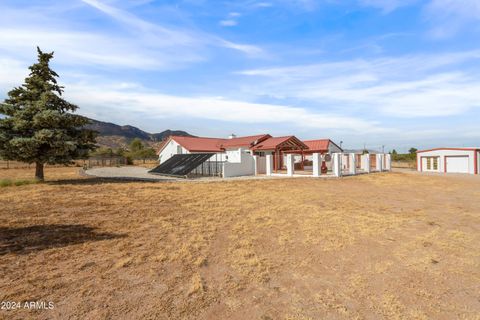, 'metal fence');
0,157,128,169
83,156,127,168
189,160,225,177
0,161,71,169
